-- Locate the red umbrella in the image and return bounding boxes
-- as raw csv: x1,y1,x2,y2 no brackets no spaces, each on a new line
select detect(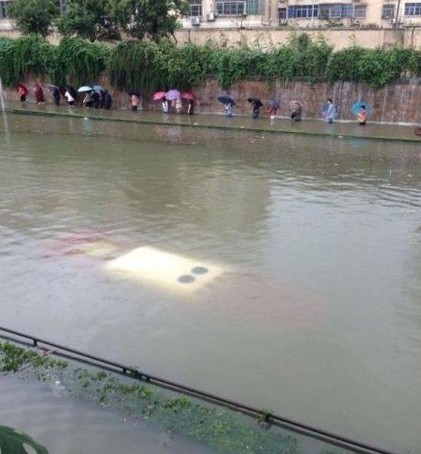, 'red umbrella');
180,92,195,101
152,91,166,101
